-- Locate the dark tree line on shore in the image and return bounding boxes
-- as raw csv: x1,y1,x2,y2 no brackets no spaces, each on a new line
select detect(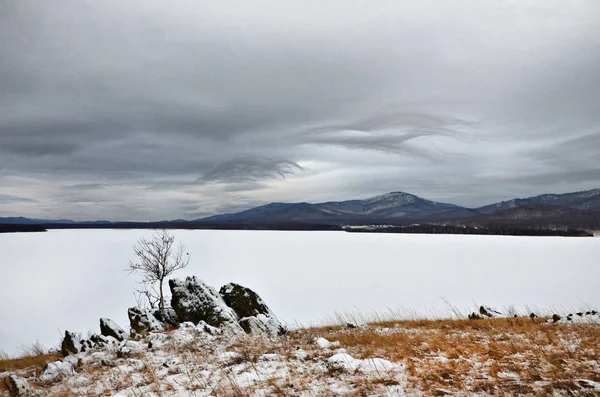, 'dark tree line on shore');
345,224,592,237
